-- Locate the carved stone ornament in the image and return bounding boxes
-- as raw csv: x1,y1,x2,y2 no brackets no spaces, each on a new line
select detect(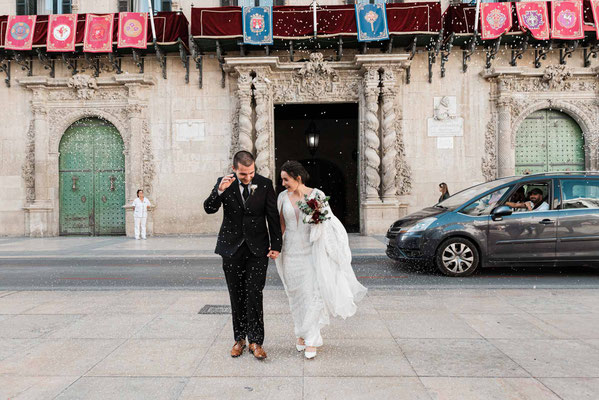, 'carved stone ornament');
67,74,99,99
482,113,498,182
272,53,360,103
142,120,156,195
22,121,35,202
541,65,572,90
